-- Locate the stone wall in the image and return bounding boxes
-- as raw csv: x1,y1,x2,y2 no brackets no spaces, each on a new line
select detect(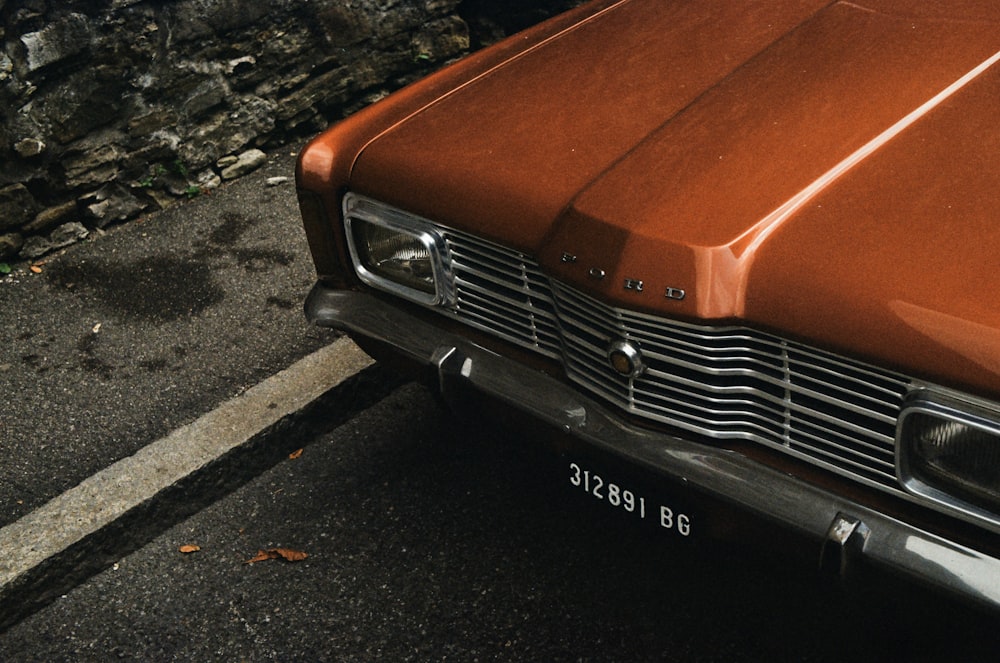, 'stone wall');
0,0,582,264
